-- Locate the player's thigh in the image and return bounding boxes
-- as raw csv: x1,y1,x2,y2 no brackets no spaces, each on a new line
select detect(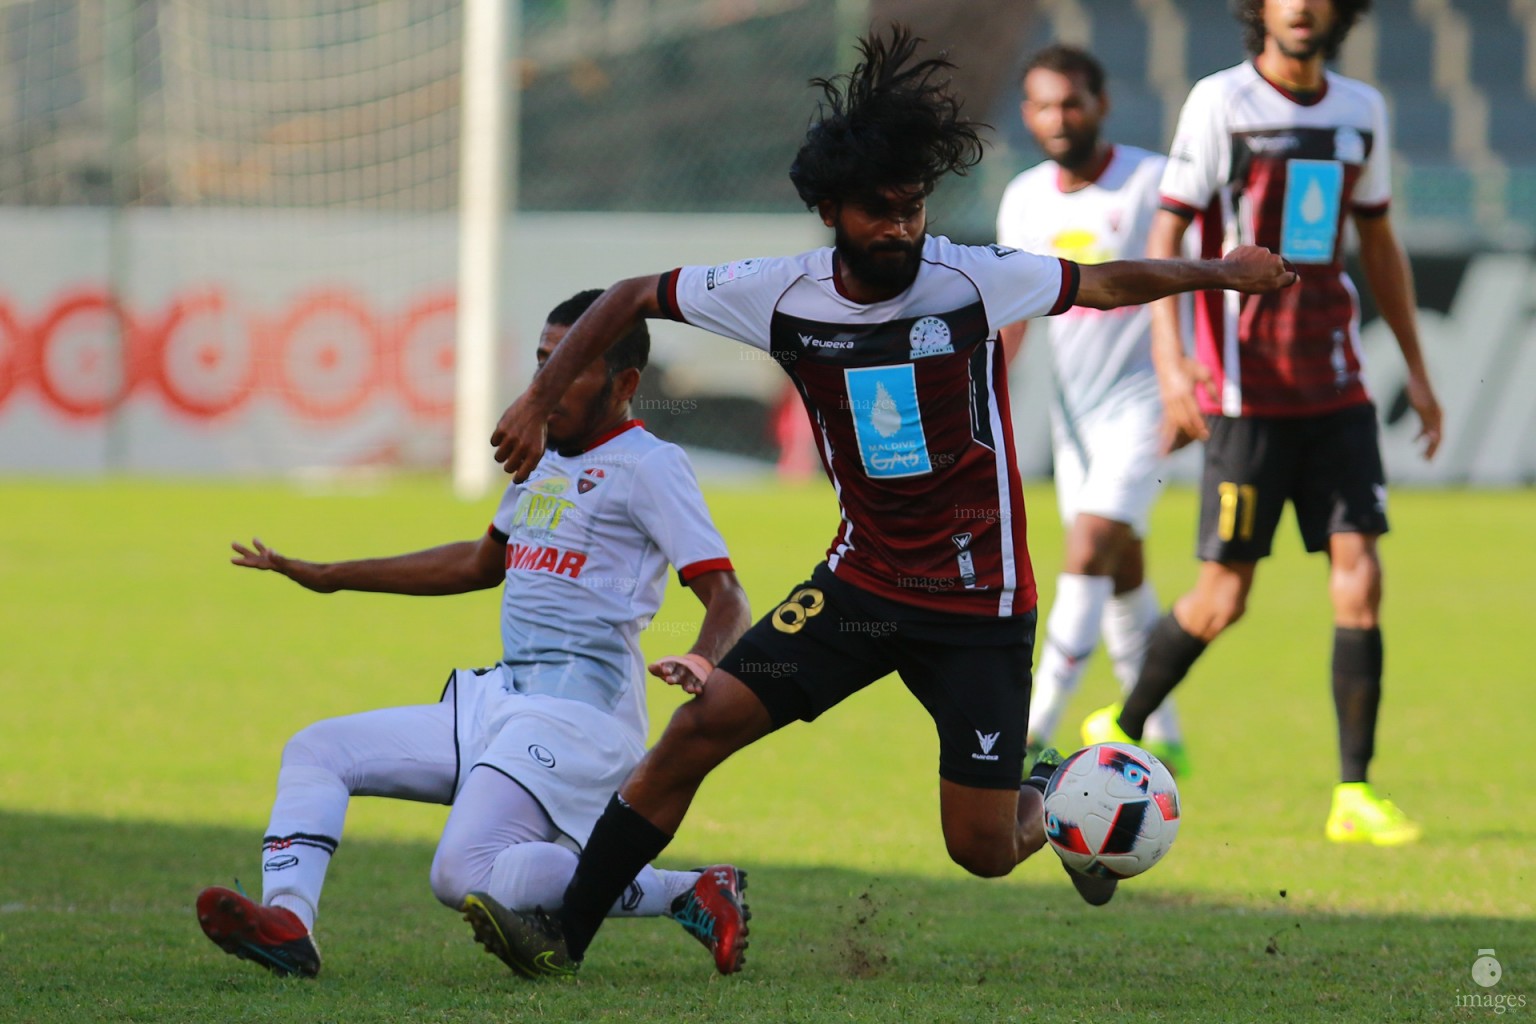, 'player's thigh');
1293,404,1389,553
894,621,1036,791
1070,397,1166,538
439,764,561,853
286,702,457,804
1196,414,1294,562
717,573,897,730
